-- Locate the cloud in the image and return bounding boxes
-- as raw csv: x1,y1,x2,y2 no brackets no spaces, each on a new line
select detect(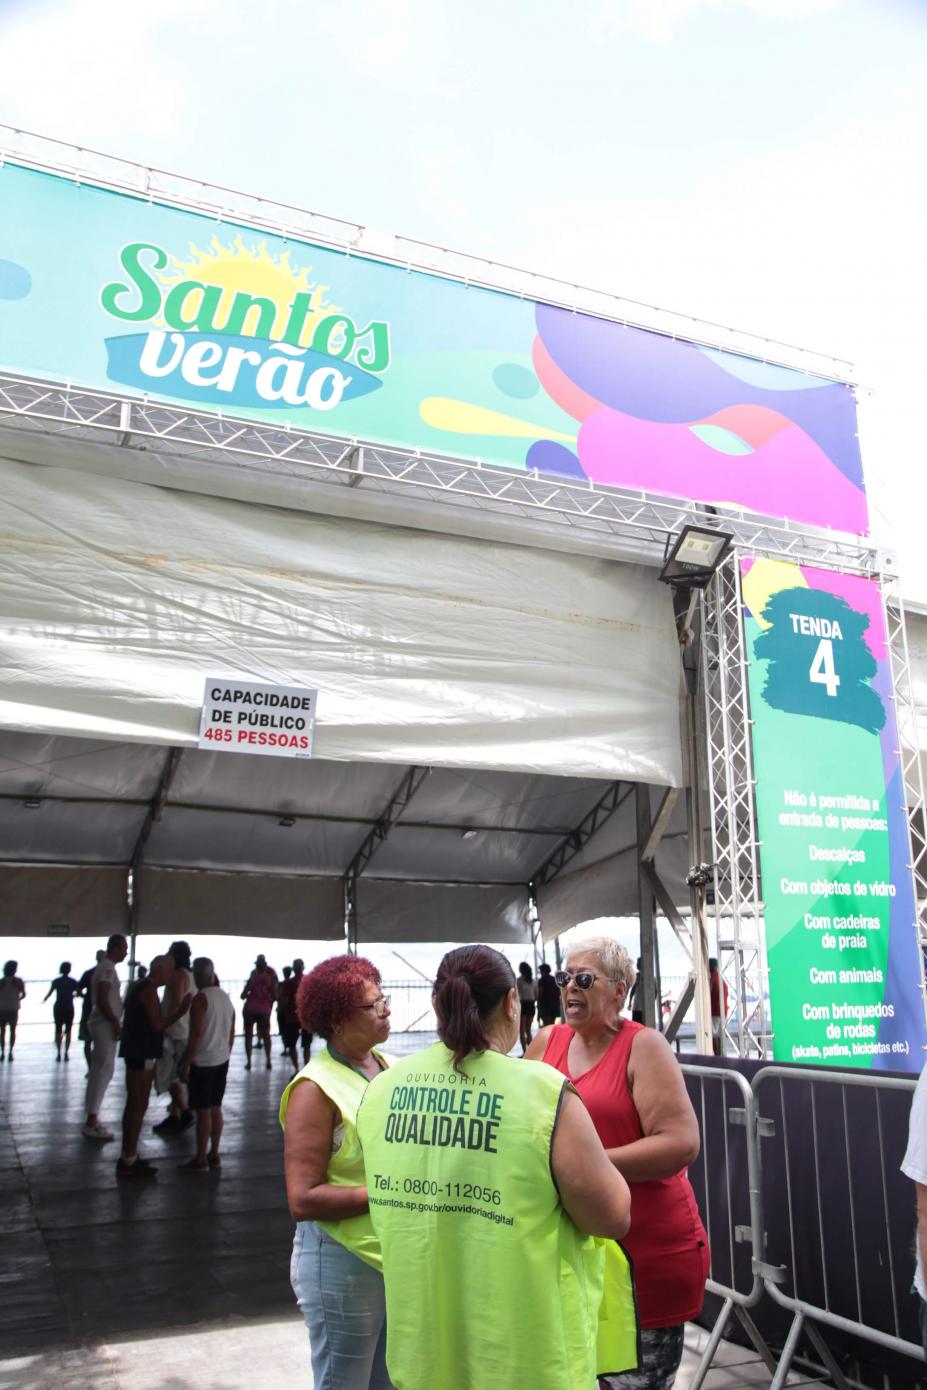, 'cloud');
595,0,845,44
0,0,191,146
